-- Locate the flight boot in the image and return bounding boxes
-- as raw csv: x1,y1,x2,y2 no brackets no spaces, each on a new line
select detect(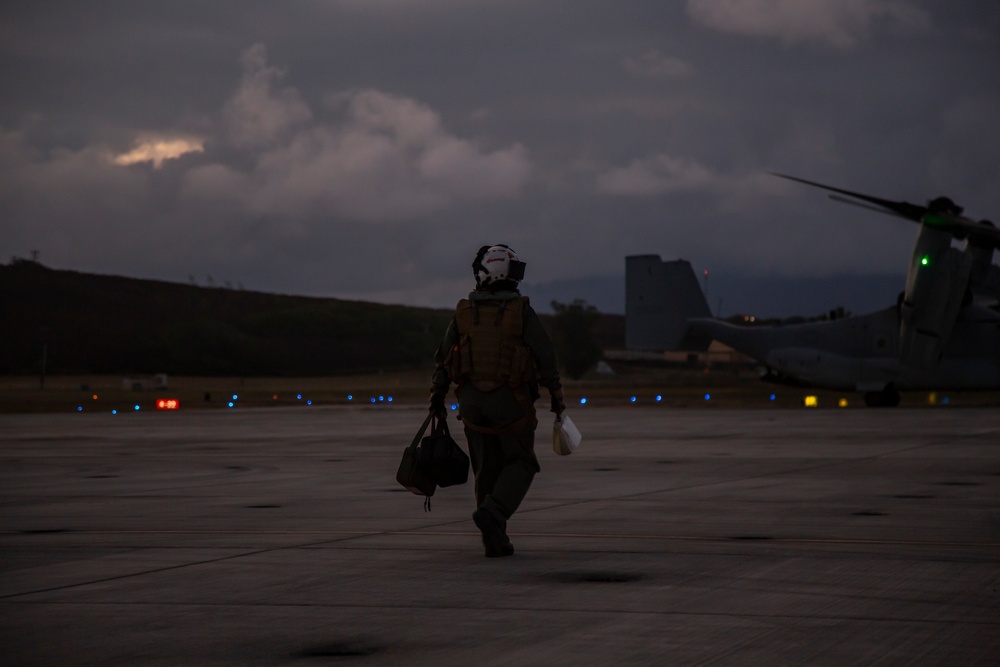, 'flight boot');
472,506,514,558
